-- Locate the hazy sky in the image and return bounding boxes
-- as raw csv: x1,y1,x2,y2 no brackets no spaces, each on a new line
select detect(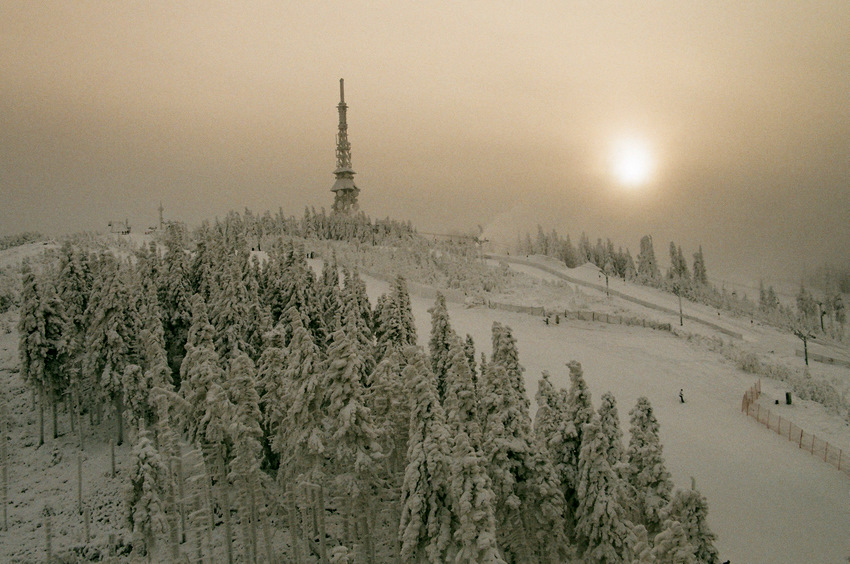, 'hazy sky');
1,1,848,285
